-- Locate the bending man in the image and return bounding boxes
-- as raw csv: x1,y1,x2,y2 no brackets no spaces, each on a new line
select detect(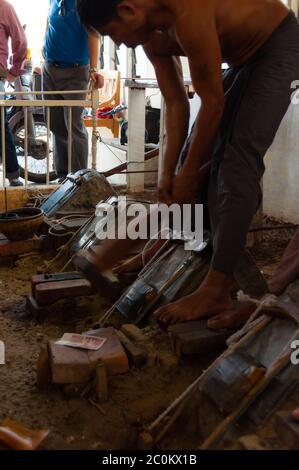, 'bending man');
76,0,299,328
